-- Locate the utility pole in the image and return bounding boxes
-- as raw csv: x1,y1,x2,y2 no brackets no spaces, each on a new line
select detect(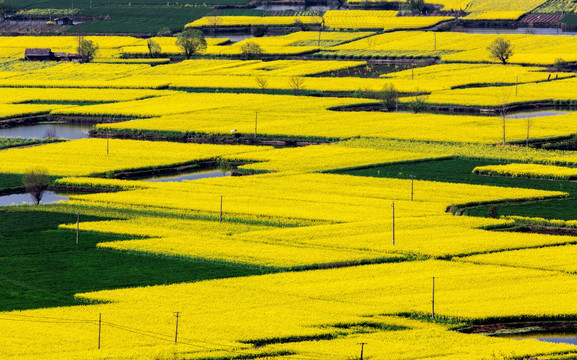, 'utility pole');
98,313,102,349
219,195,223,223
410,175,415,201
358,342,367,360
76,212,80,244
432,277,435,319
392,201,395,245
174,312,180,345
71,0,74,17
